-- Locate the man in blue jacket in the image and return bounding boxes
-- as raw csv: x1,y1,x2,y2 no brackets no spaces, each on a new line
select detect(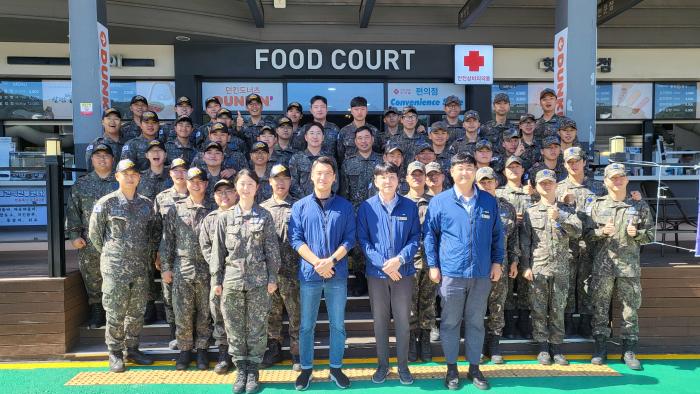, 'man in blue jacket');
423,152,505,391
289,156,356,391
357,162,421,385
